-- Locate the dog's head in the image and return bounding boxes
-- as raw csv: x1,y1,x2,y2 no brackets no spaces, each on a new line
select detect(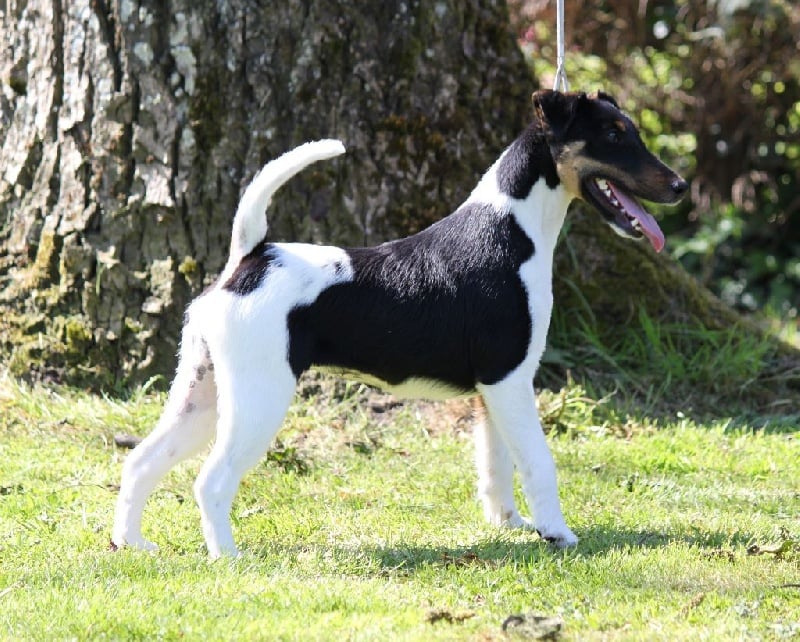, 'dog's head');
533,89,688,252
